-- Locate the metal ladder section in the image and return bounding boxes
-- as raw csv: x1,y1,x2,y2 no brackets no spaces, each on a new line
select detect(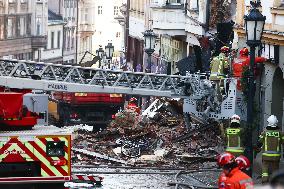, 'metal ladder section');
0,59,211,98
